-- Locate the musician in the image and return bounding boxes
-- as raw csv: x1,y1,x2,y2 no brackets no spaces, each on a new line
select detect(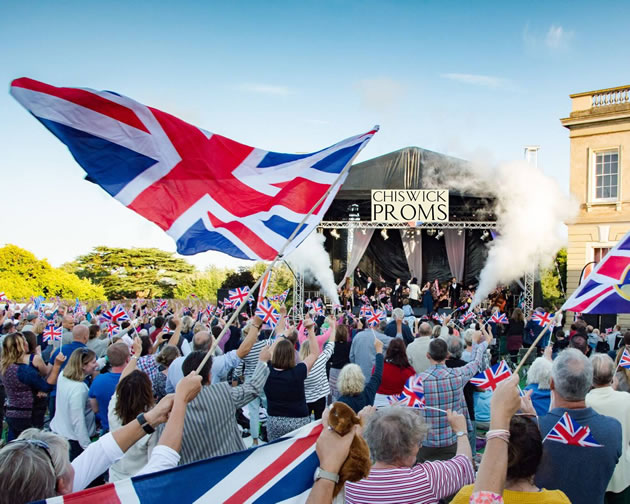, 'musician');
365,276,377,298
391,278,403,308
448,277,462,308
